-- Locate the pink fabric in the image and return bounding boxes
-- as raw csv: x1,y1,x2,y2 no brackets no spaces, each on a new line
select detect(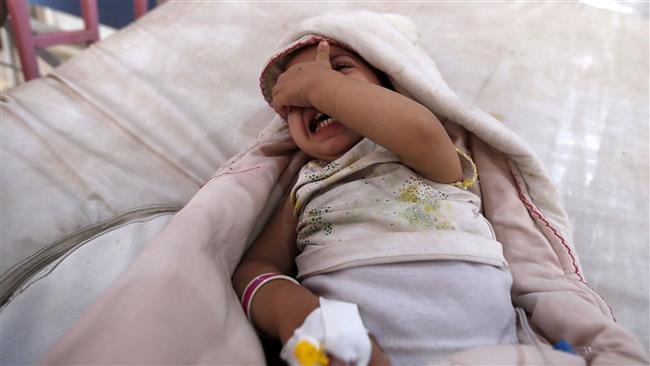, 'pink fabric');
471,136,648,365
40,132,308,365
